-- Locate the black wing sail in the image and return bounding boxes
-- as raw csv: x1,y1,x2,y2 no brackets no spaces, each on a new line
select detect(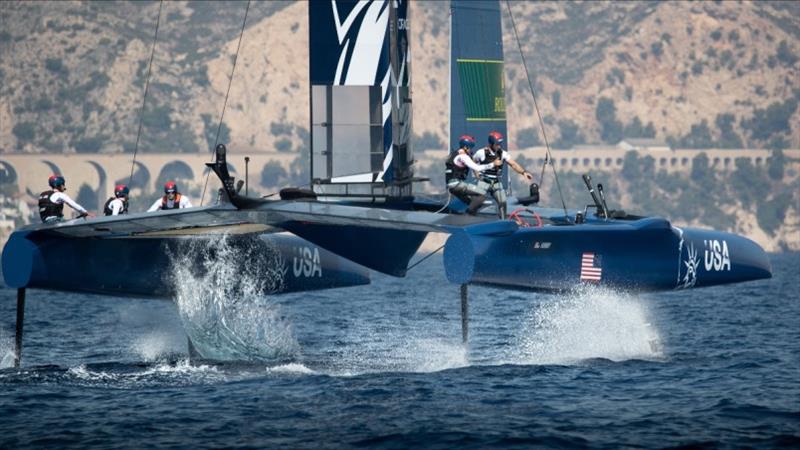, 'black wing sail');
308,0,415,201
